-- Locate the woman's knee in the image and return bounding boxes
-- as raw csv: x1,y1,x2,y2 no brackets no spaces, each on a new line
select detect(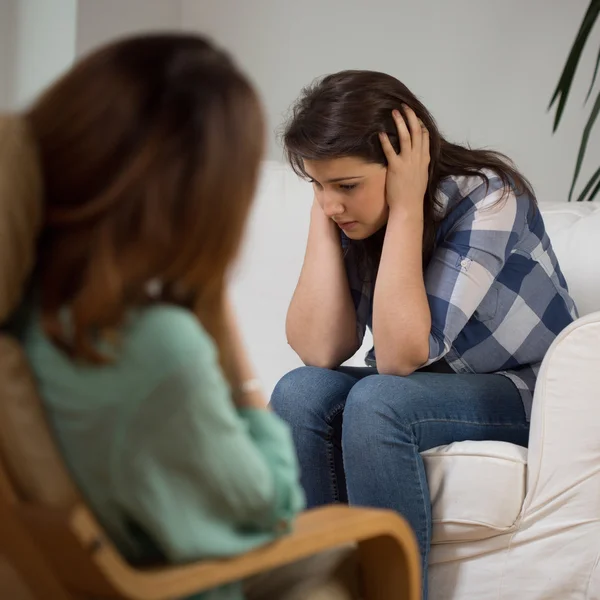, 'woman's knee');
343,375,420,440
270,366,355,426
